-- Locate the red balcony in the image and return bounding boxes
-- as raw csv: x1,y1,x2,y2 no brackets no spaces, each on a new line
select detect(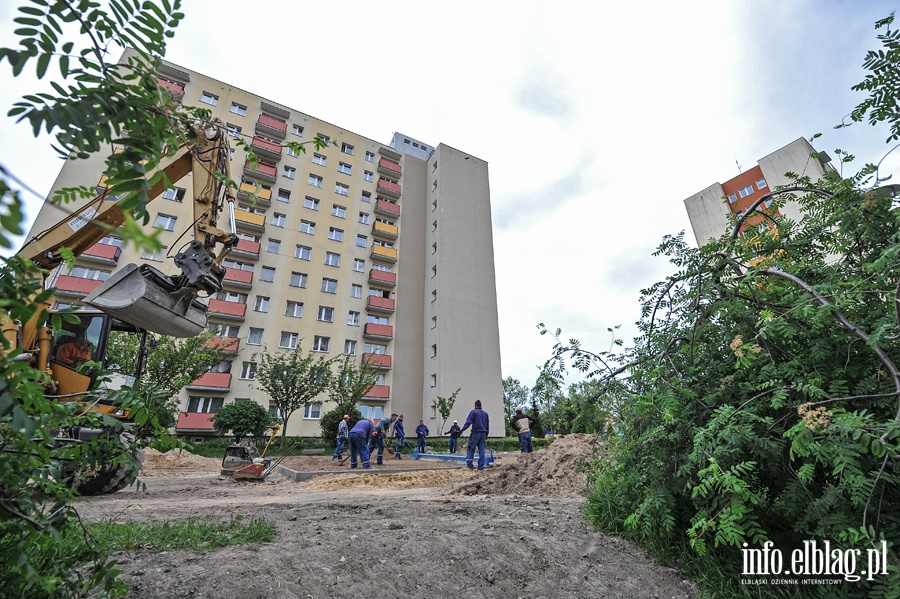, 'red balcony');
251,136,283,160
256,114,287,139
368,269,397,287
208,298,247,320
223,267,253,288
375,198,400,217
187,371,232,390
377,178,401,198
175,412,216,432
81,243,121,265
366,296,395,313
232,238,260,260
363,323,393,340
243,159,277,183
156,78,184,94
363,353,392,369
363,384,390,399
54,275,104,297
378,158,401,178
204,336,240,353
